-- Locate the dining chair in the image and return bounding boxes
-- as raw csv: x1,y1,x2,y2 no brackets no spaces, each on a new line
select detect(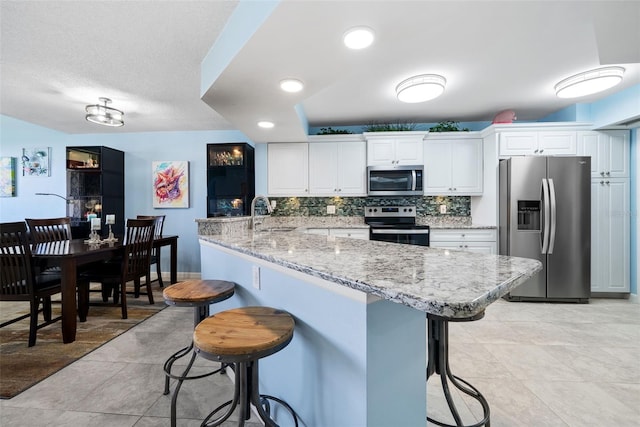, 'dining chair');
26,217,72,274
25,217,92,321
137,214,165,288
81,218,155,319
0,221,63,347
